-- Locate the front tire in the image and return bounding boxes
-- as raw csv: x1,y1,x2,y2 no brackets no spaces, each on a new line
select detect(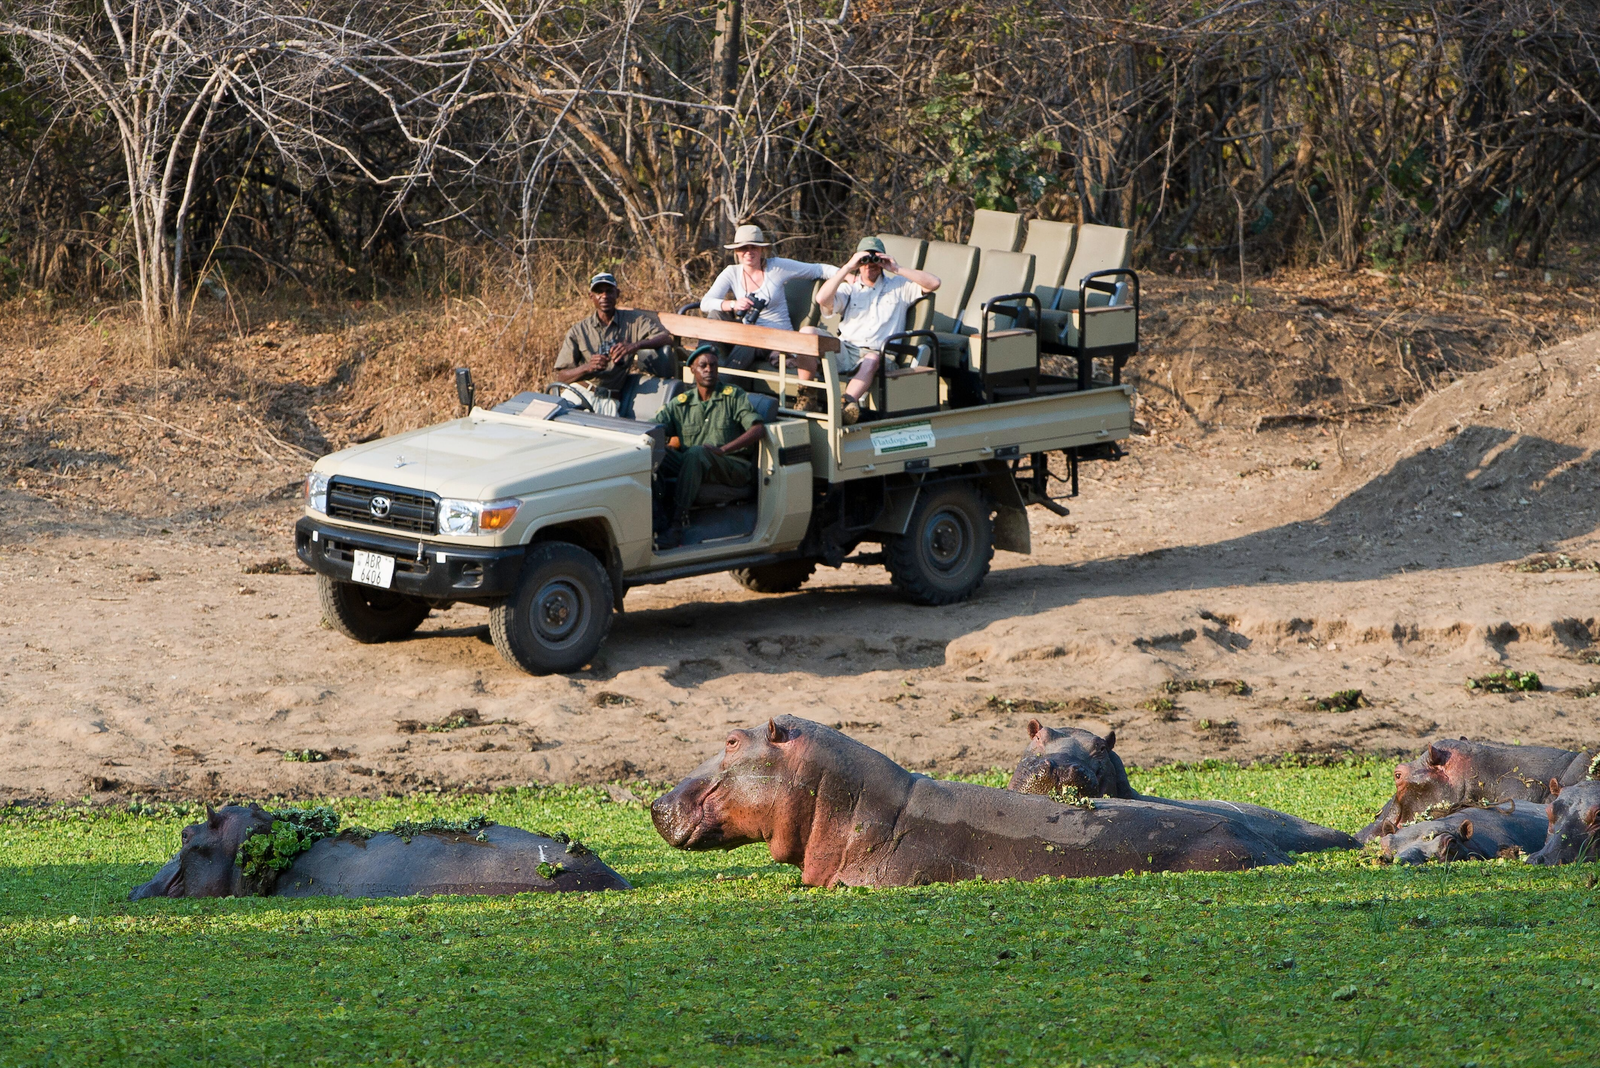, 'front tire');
318,575,432,643
884,482,994,605
490,542,614,675
730,559,818,594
